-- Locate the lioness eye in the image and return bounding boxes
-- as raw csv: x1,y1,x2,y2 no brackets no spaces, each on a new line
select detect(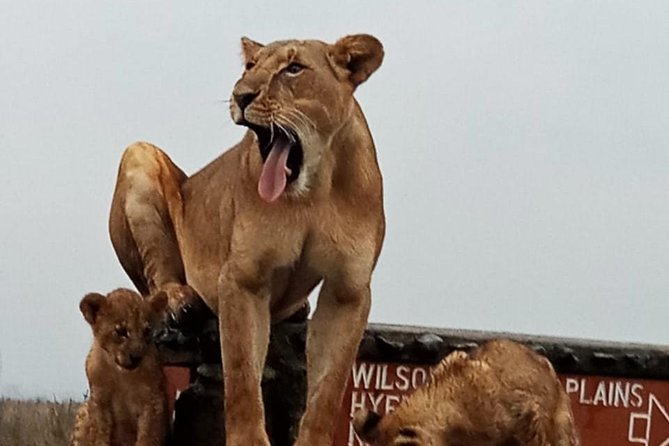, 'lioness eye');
284,62,304,75
245,61,255,70
114,327,128,338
